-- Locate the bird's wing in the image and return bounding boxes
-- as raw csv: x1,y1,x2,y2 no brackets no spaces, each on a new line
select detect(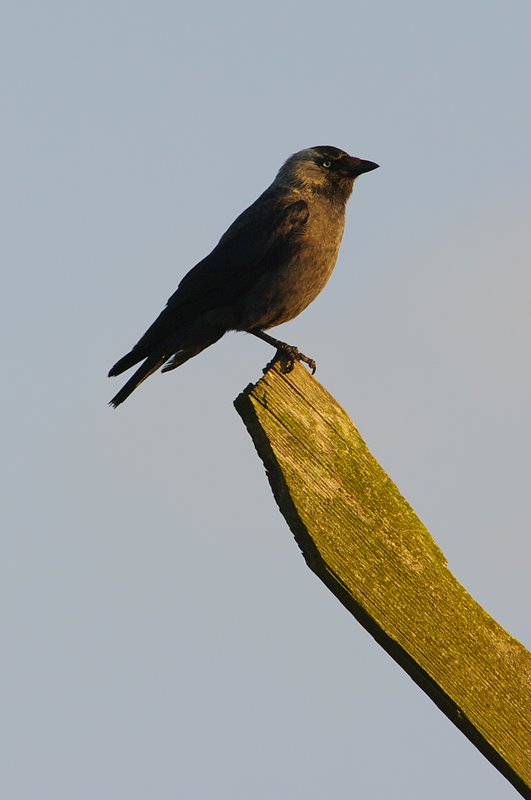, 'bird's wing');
109,191,309,374
167,190,309,314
